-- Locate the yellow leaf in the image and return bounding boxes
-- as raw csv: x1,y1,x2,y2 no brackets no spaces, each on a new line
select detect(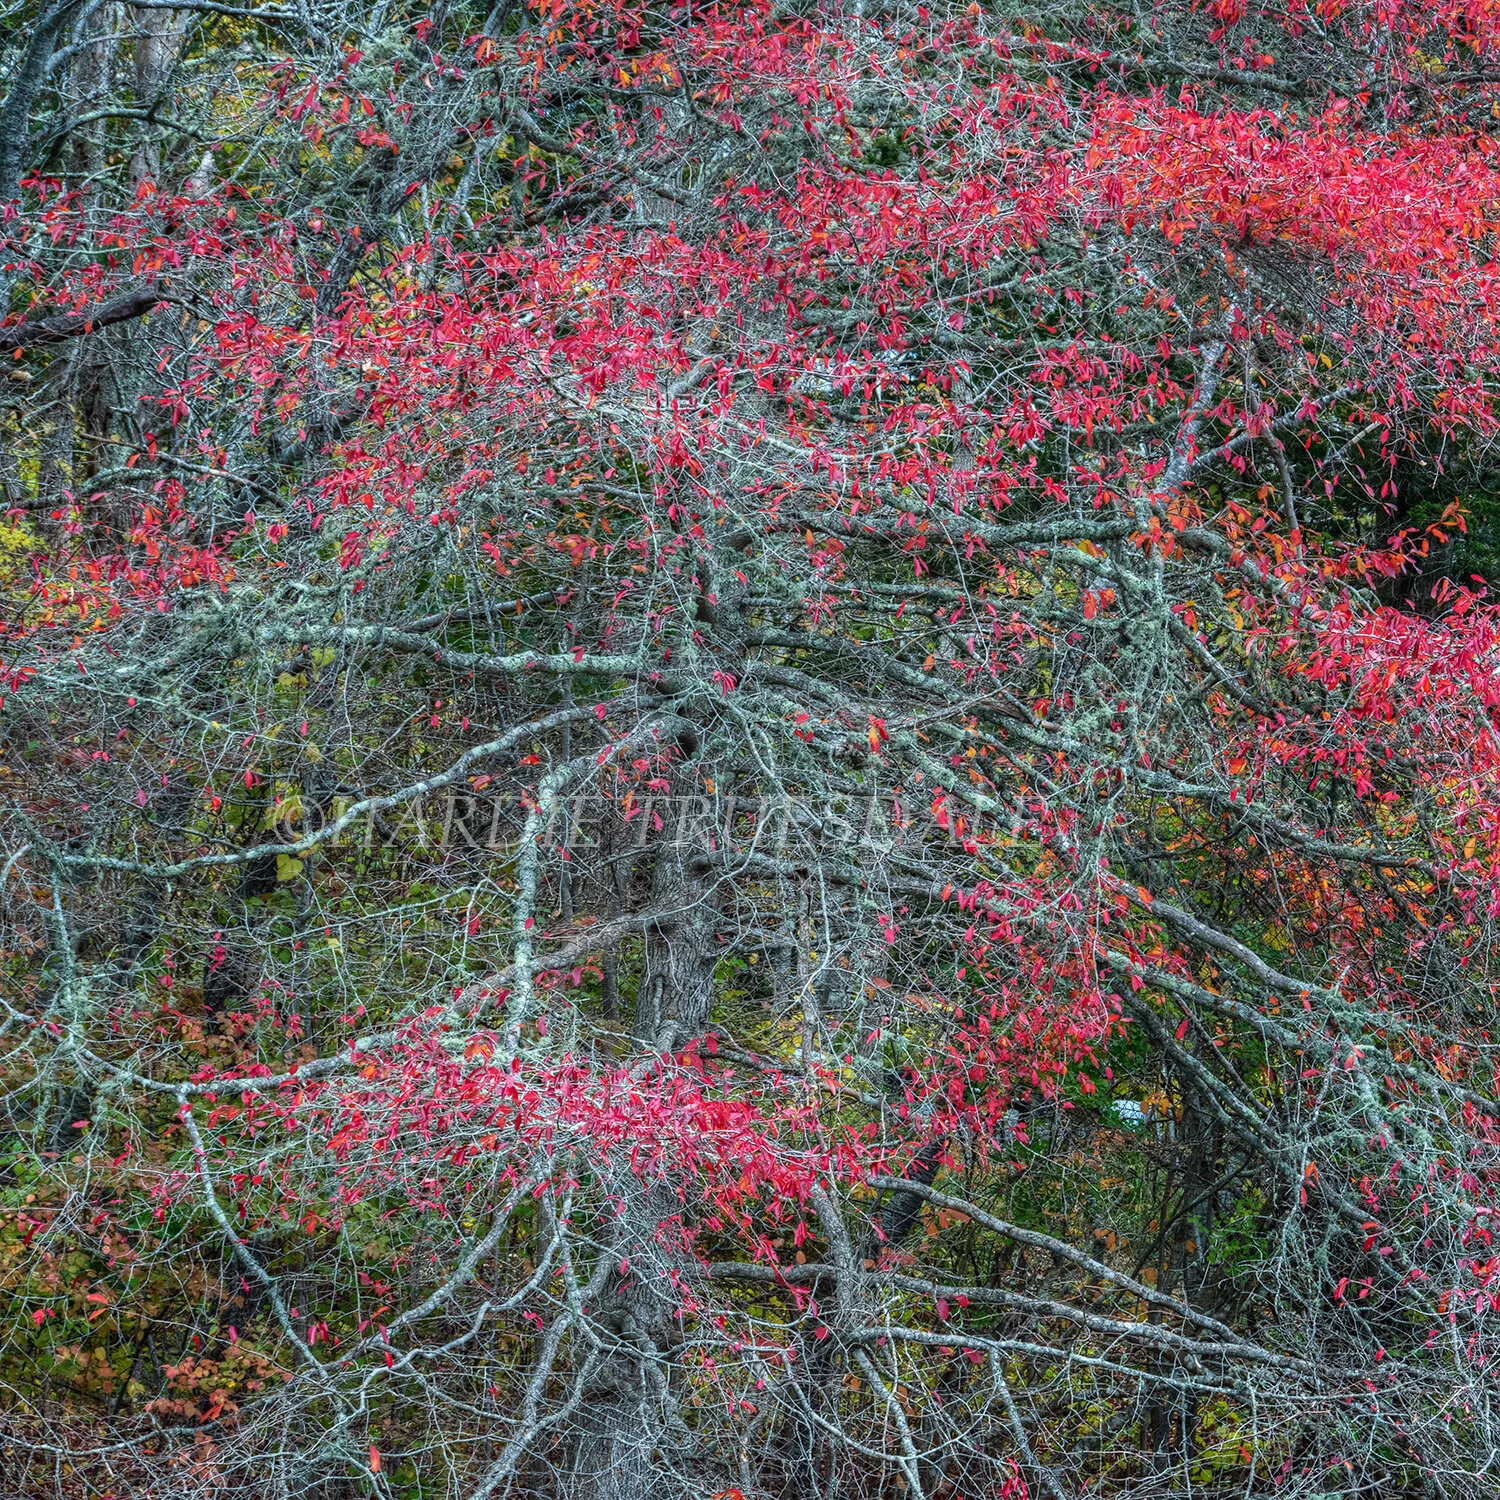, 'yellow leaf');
276,853,304,882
